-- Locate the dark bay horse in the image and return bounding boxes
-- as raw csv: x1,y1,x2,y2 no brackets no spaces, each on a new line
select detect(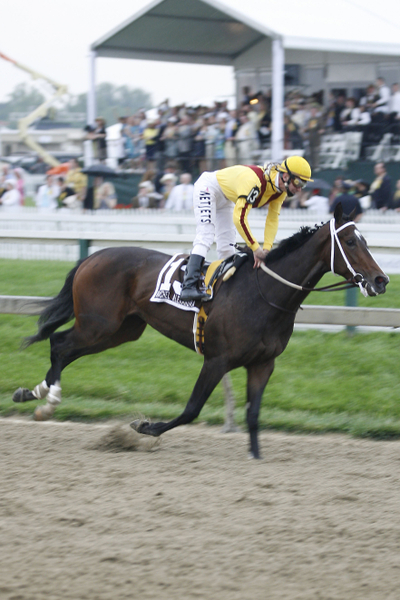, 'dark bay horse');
14,205,388,458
